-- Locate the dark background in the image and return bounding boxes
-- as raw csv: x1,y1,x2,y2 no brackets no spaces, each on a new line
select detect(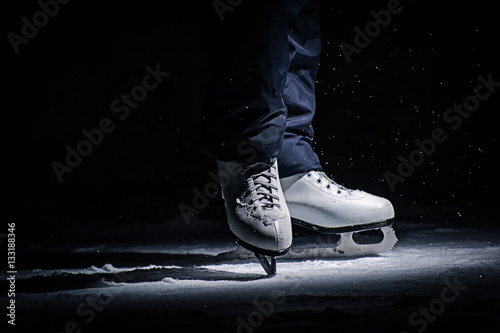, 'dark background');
4,0,499,248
